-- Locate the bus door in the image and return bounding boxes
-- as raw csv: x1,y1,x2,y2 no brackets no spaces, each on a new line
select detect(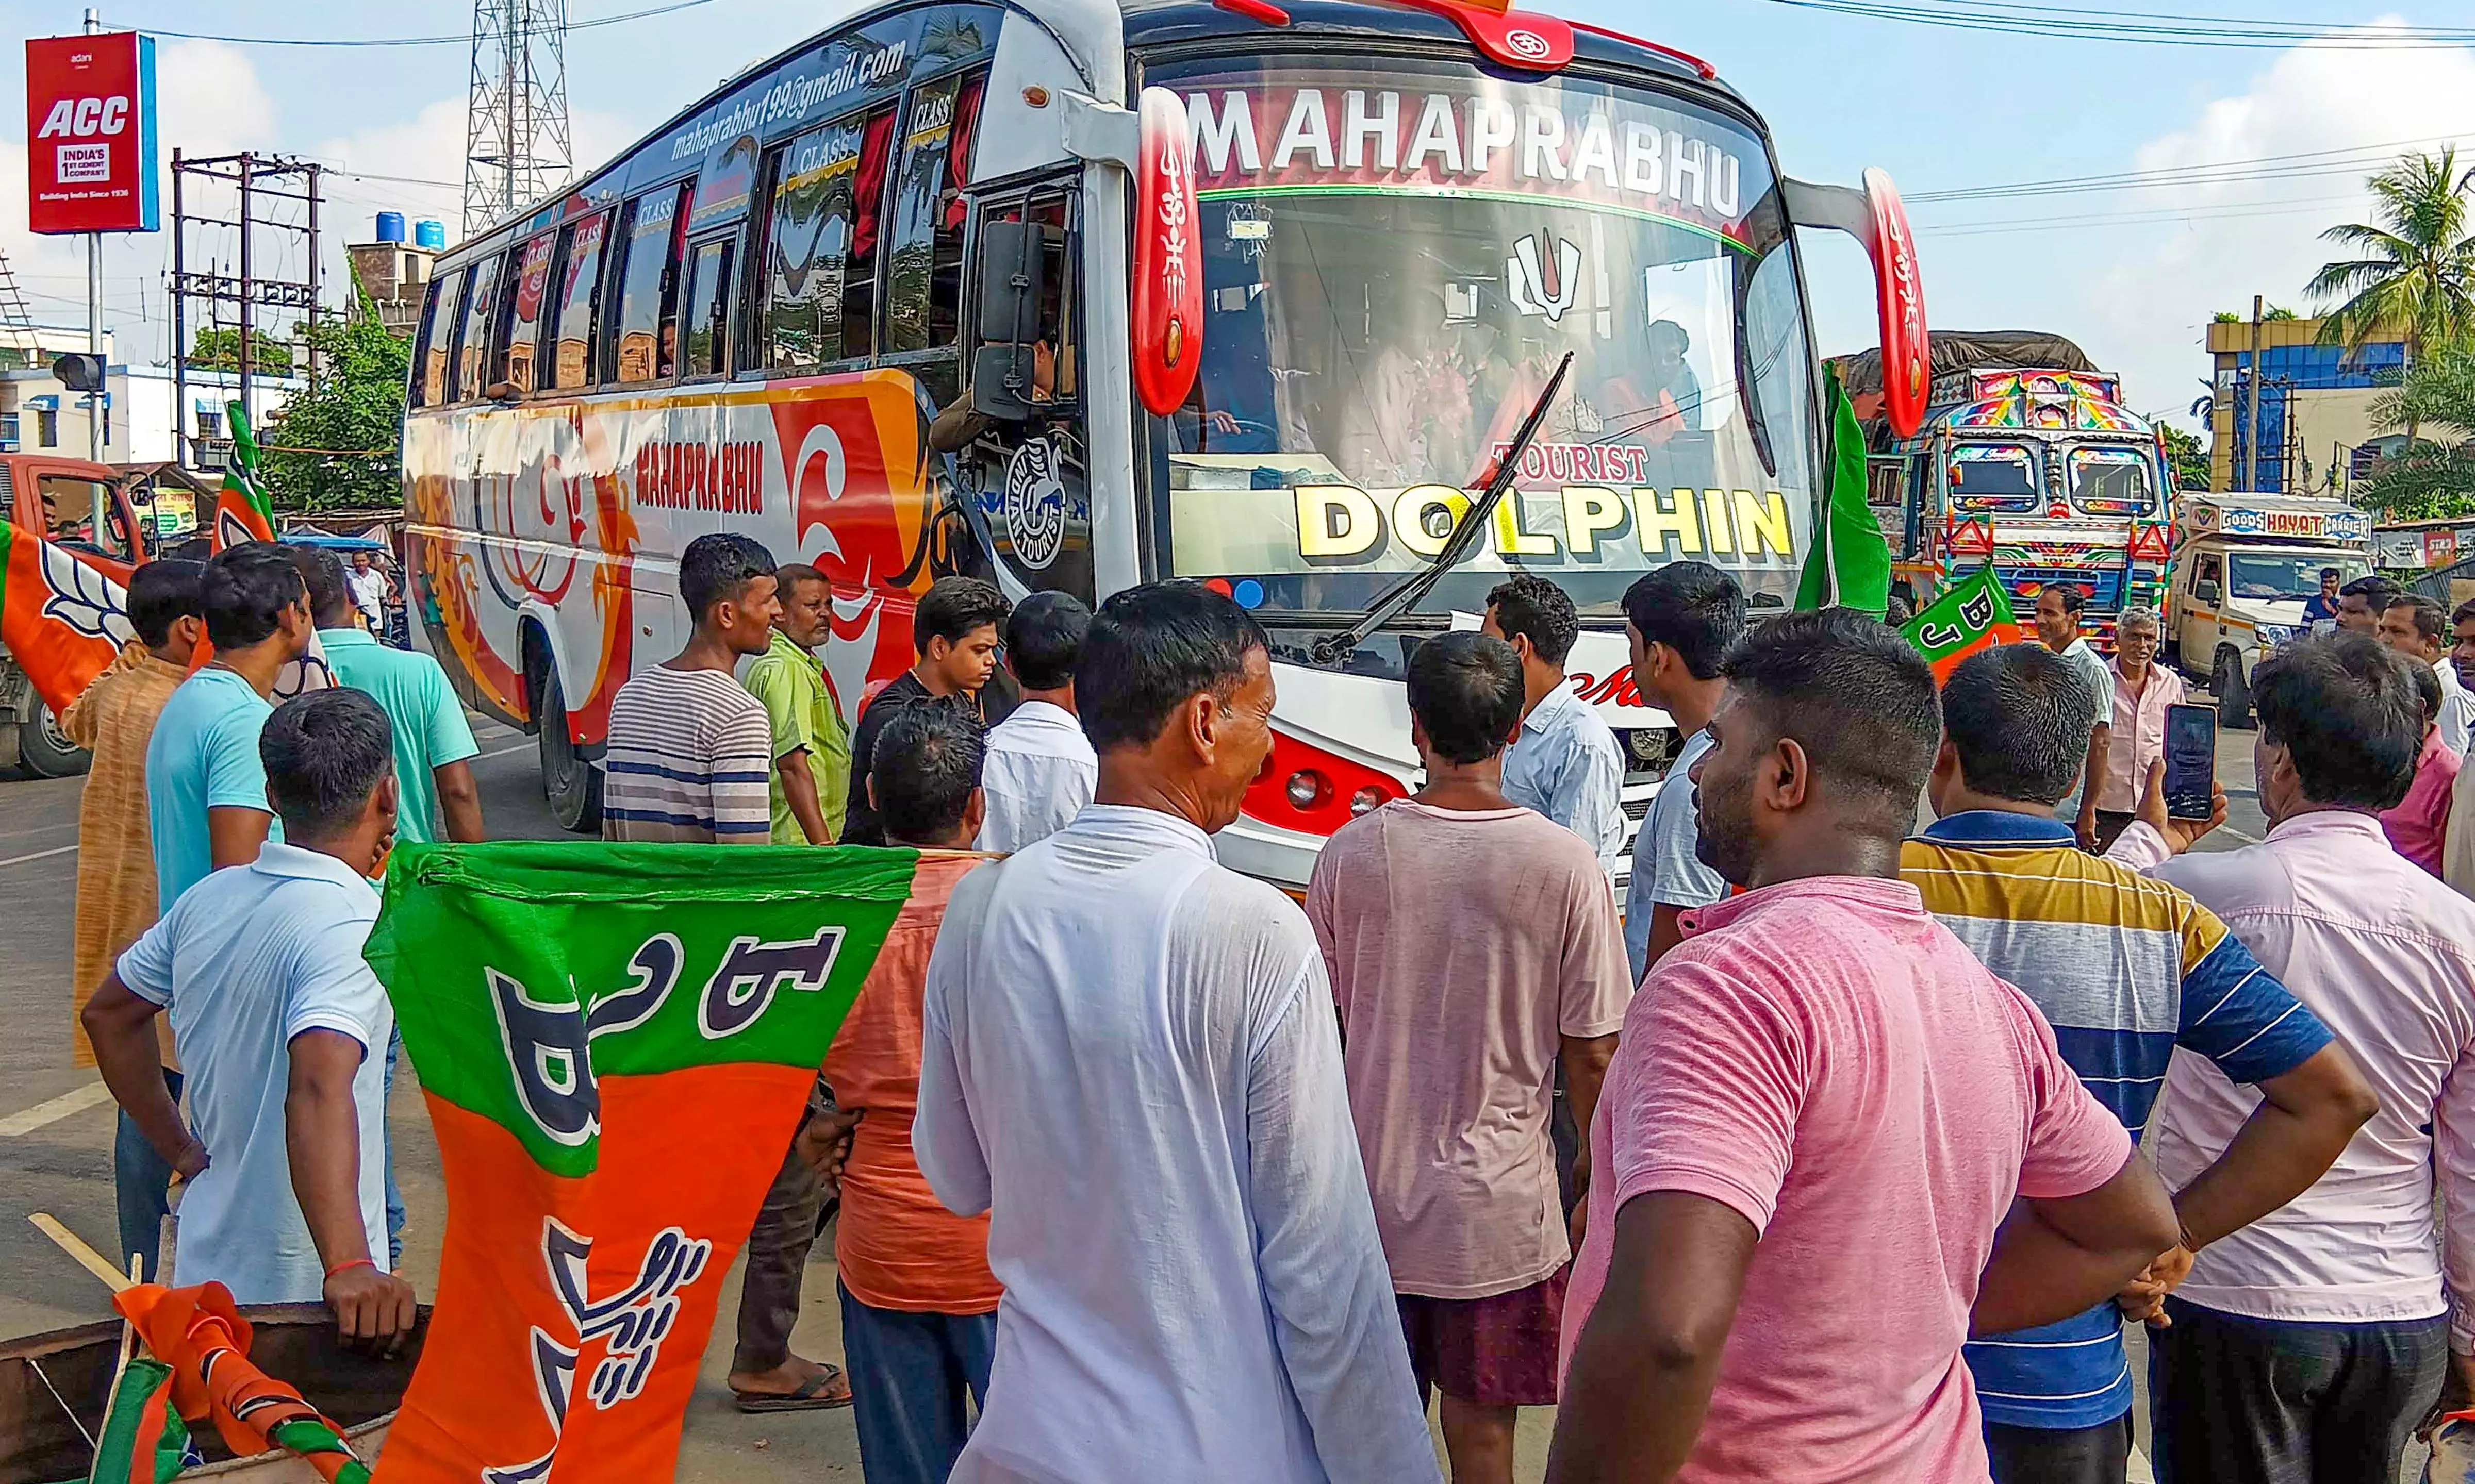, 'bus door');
954,179,1094,606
